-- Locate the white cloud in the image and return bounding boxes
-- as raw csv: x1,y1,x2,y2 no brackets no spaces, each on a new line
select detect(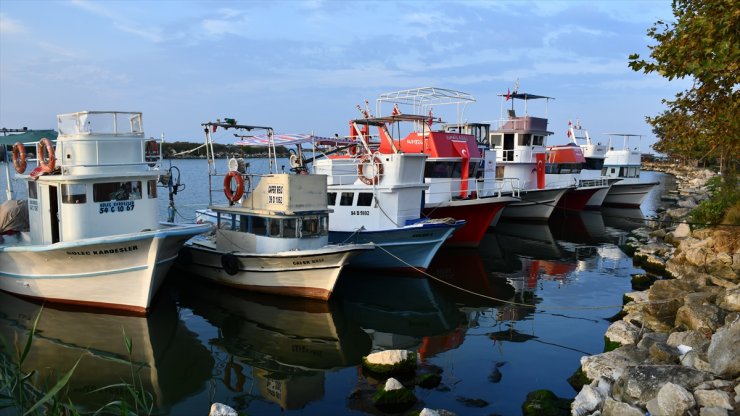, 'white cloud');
69,0,166,42
0,13,26,35
542,25,614,47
